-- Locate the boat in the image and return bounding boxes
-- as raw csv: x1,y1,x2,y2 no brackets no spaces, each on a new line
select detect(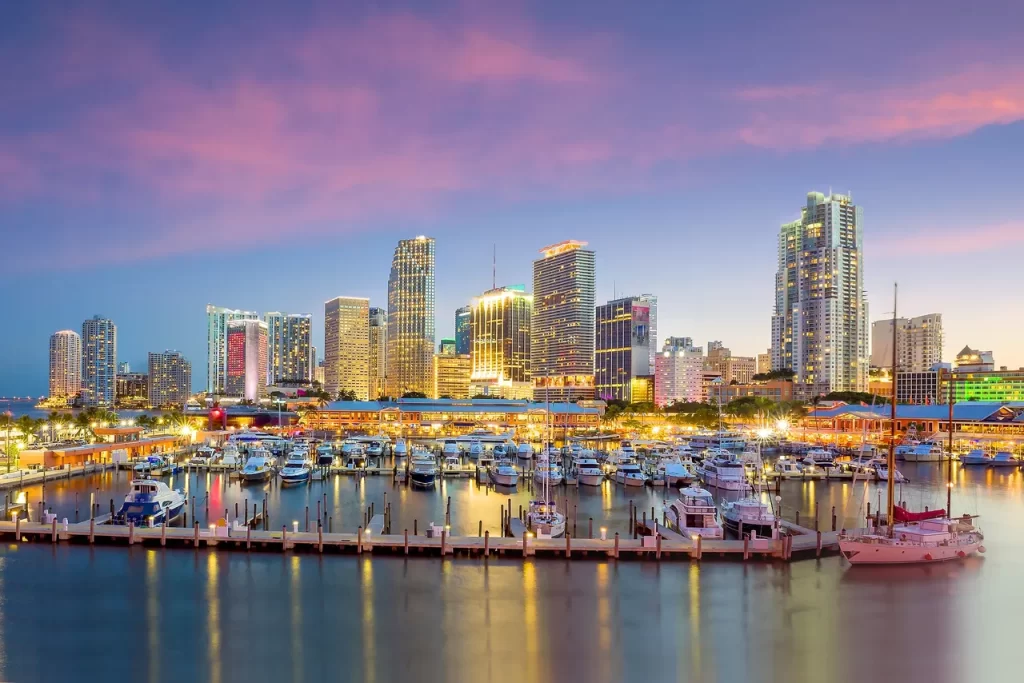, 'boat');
393,438,407,458
240,452,273,483
710,433,746,450
517,442,535,459
574,457,604,486
959,449,992,466
366,440,385,458
873,460,908,484
113,479,186,527
902,442,946,463
526,381,566,538
441,439,460,457
803,448,836,468
698,454,752,492
133,455,178,477
189,446,216,466
488,458,520,487
722,442,778,538
316,444,335,466
468,440,483,459
493,440,514,458
613,461,647,487
443,453,461,470
220,443,241,468
701,447,734,462
534,461,564,486
279,452,312,485
840,284,985,565
665,486,724,539
344,444,368,468
990,451,1021,467
410,449,438,488
612,440,637,462
651,450,694,487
